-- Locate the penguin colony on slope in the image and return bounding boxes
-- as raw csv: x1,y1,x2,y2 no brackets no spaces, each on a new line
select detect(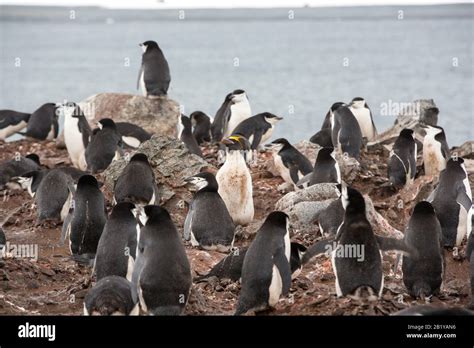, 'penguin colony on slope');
0,39,473,316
